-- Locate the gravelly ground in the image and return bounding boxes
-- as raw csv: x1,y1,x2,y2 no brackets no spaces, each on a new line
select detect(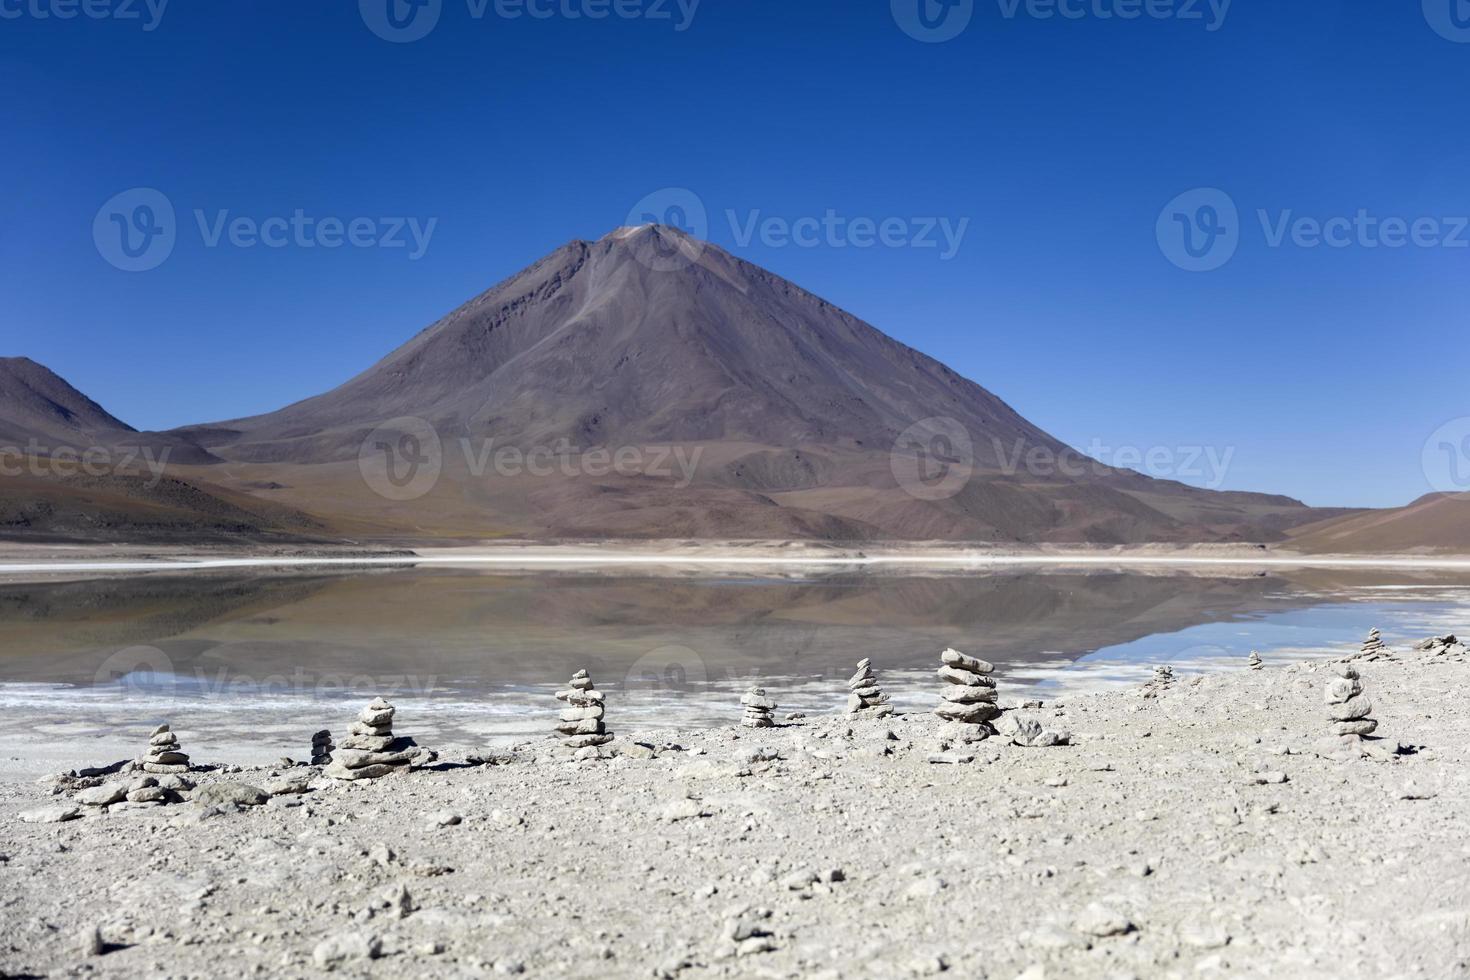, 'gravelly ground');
2,650,1469,979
